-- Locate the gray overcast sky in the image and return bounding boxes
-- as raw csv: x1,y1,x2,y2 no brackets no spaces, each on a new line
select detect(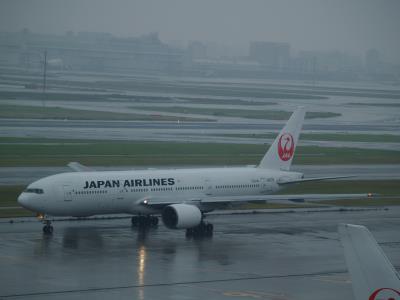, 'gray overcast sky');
1,0,399,62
